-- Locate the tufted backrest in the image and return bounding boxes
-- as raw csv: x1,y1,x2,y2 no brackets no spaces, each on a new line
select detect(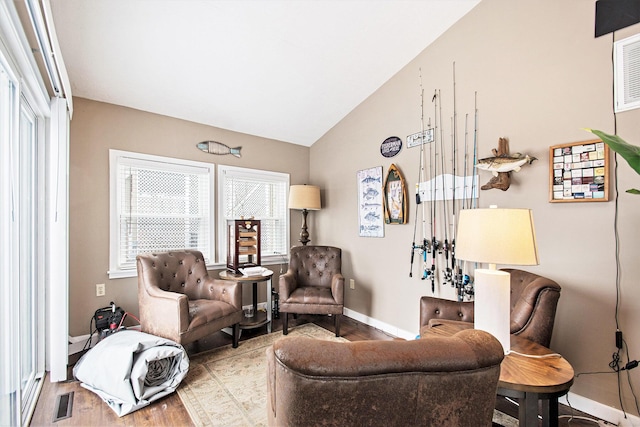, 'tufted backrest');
136,250,210,300
503,268,561,347
288,246,342,288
